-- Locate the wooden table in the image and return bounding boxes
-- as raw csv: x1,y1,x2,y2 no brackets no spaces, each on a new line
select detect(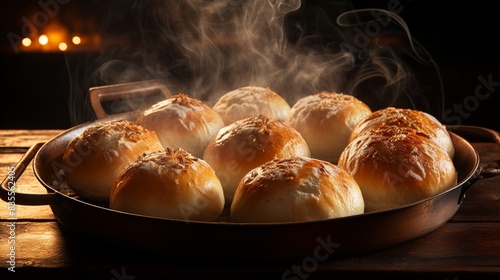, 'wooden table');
1,129,499,280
